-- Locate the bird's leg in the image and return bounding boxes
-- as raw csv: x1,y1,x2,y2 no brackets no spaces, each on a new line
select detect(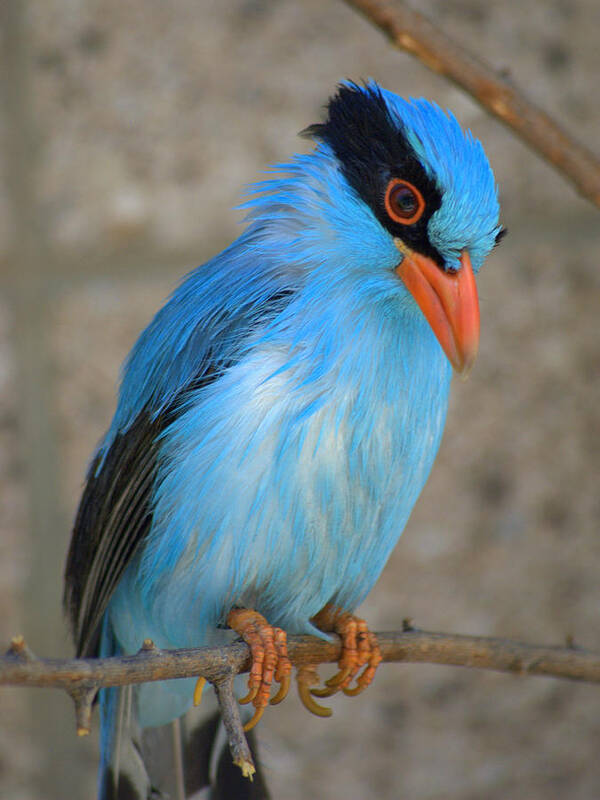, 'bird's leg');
296,604,382,715
226,608,292,731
